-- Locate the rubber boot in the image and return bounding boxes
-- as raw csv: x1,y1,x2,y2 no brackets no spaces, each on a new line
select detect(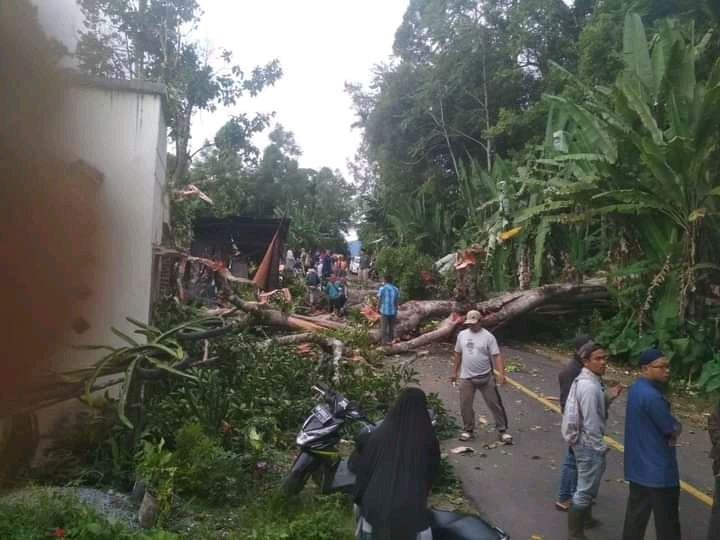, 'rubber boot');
584,506,600,529
568,505,588,540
